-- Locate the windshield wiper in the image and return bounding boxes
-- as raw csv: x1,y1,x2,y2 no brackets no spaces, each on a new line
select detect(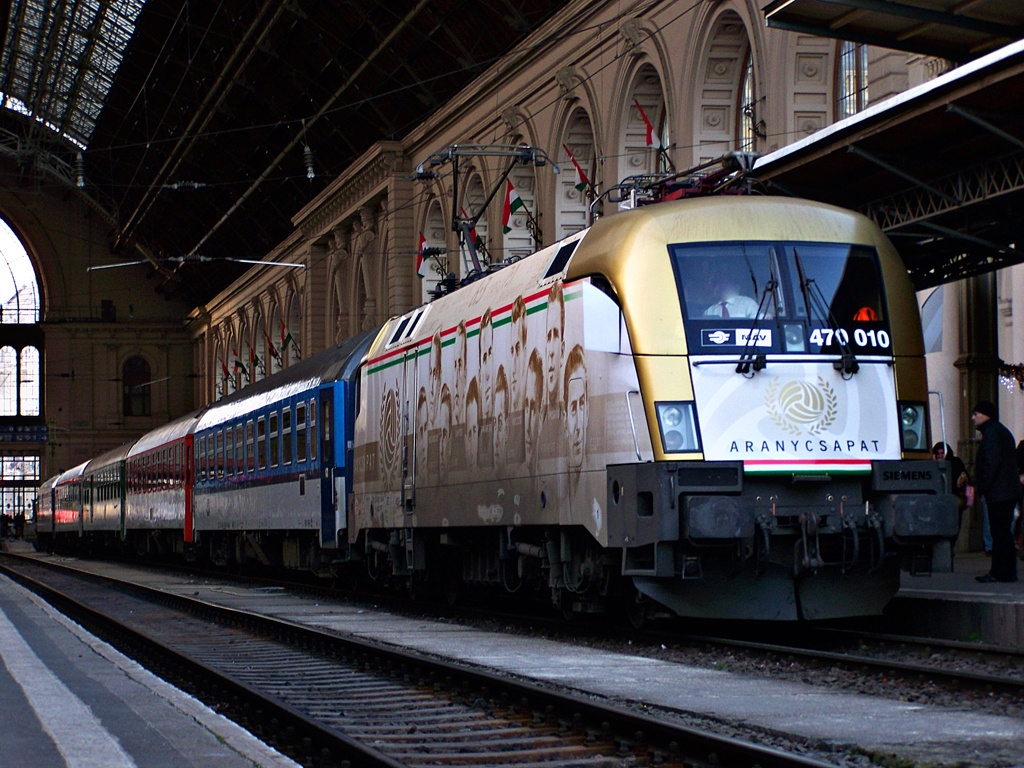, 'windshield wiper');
736,252,779,375
793,248,858,376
